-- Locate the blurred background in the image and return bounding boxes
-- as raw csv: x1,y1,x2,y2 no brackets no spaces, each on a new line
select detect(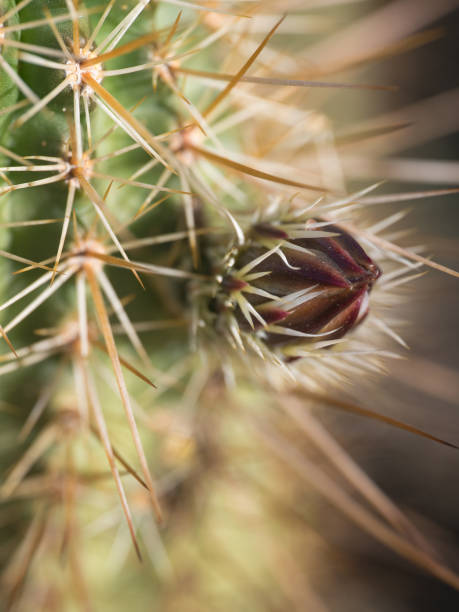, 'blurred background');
306,1,459,609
